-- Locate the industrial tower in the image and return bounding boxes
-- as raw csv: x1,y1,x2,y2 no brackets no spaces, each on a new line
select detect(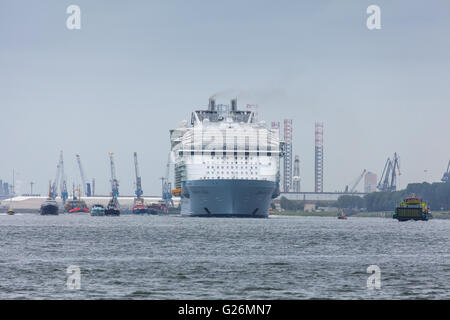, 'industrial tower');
283,119,293,192
293,155,301,192
314,122,324,193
